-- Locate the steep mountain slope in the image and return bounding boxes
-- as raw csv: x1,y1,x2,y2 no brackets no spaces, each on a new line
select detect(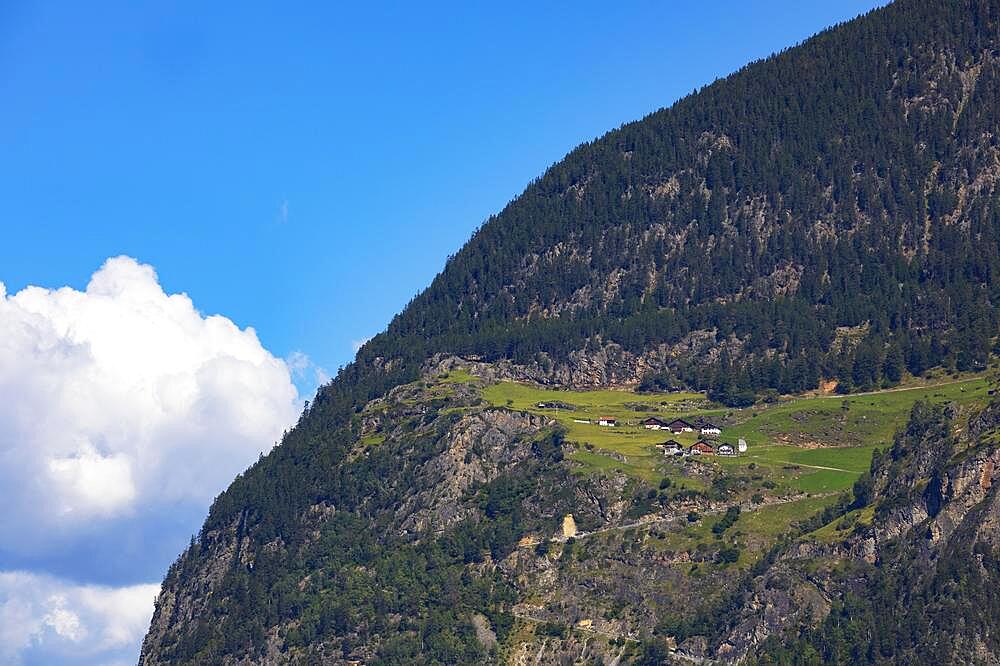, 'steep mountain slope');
349,0,1000,403
736,399,1000,665
142,0,1000,663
